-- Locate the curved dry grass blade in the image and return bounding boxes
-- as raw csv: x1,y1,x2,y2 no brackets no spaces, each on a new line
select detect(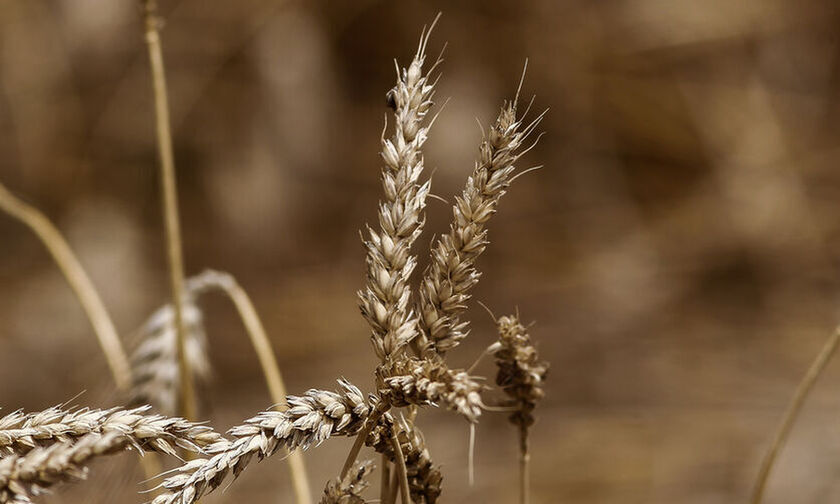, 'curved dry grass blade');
0,182,131,391
751,326,840,504
182,269,312,502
